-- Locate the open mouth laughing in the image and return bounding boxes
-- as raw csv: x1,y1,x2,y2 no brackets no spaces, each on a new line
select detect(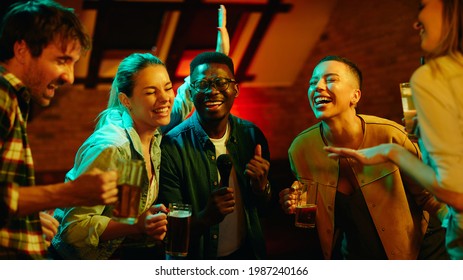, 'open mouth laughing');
154,106,170,115
204,100,224,110
313,96,333,108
